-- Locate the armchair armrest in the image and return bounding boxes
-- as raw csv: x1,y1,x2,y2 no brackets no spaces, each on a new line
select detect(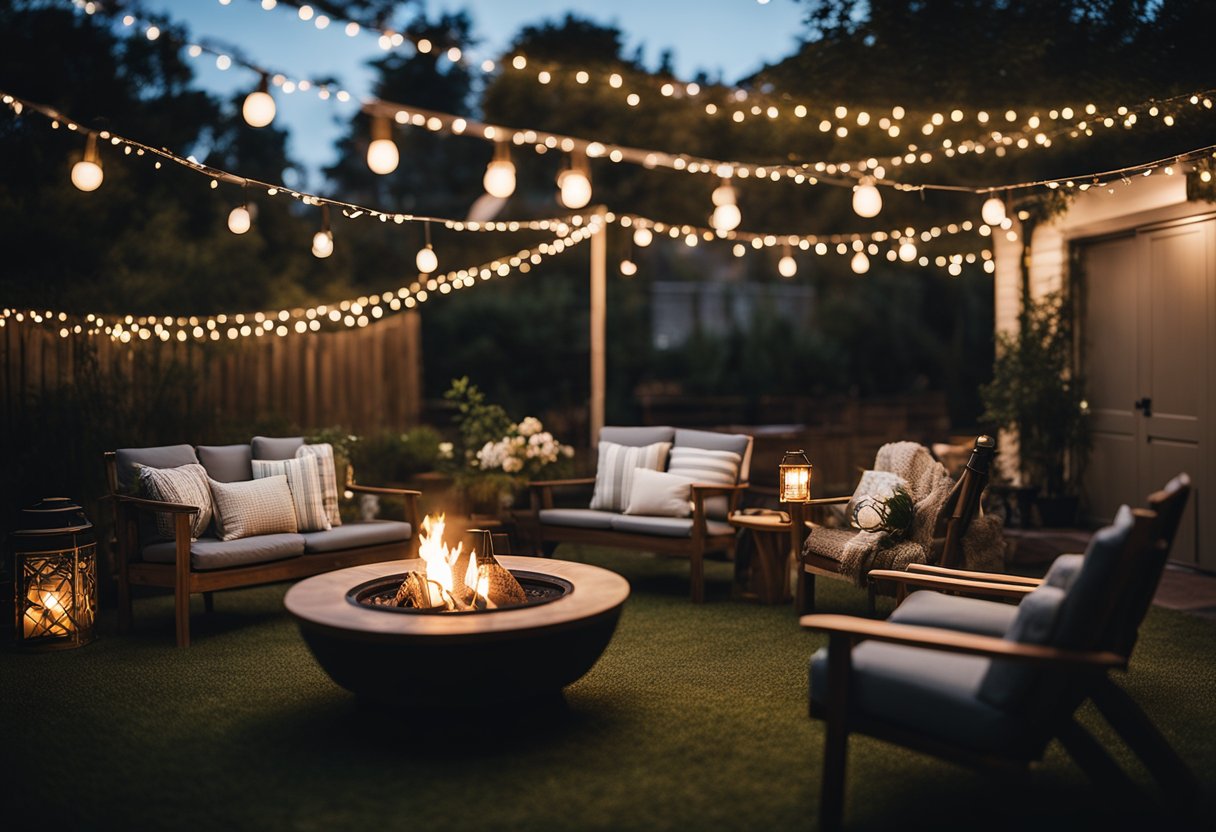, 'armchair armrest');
690,482,748,524
347,483,421,536
905,563,1043,586
528,477,597,489
866,568,1035,600
347,483,422,498
113,493,202,515
800,613,1126,669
